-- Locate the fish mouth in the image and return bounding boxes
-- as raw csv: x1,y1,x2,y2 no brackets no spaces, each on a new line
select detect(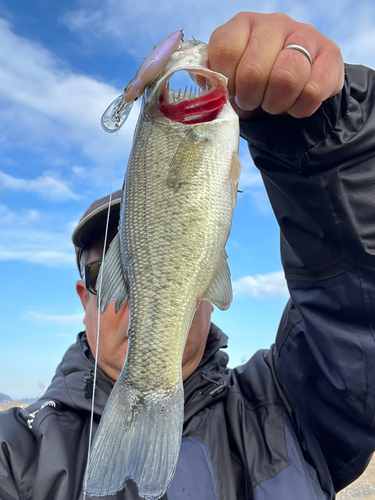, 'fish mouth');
159,71,227,125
